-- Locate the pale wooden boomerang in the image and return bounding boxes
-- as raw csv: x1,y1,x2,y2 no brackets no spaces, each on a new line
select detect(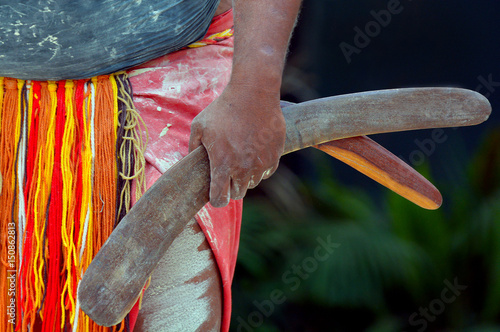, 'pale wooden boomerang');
279,100,442,210
79,87,490,326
